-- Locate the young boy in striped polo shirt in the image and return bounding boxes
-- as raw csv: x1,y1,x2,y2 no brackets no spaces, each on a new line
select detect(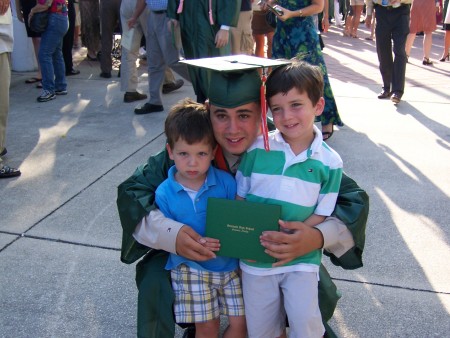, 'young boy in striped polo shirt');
236,60,343,338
